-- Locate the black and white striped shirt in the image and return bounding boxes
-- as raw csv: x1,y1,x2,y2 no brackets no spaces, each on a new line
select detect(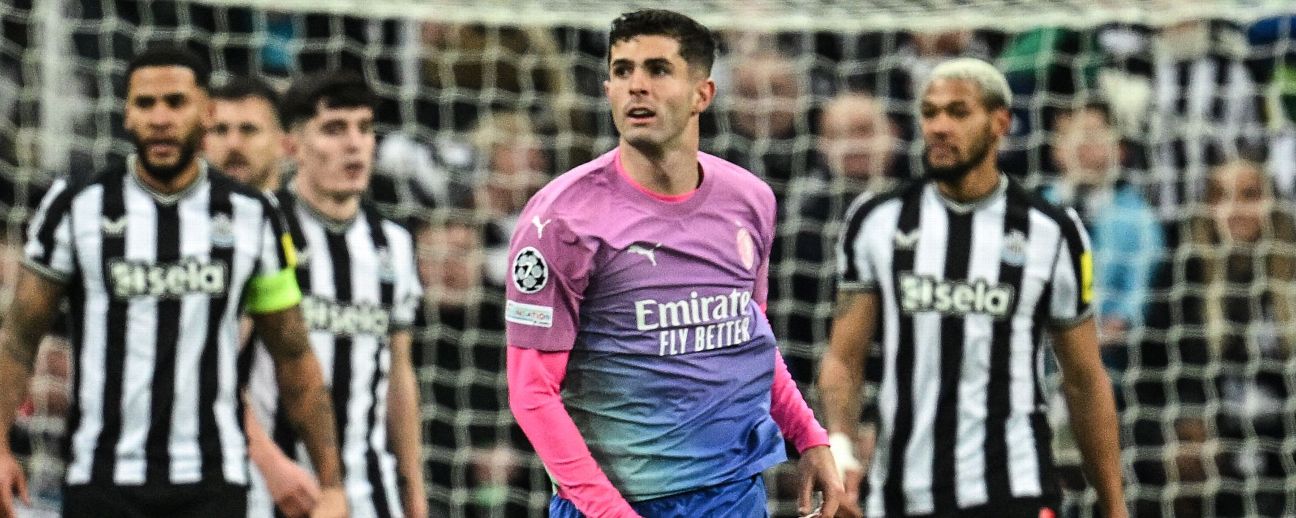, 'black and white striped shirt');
246,188,420,518
837,176,1093,517
23,157,300,488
